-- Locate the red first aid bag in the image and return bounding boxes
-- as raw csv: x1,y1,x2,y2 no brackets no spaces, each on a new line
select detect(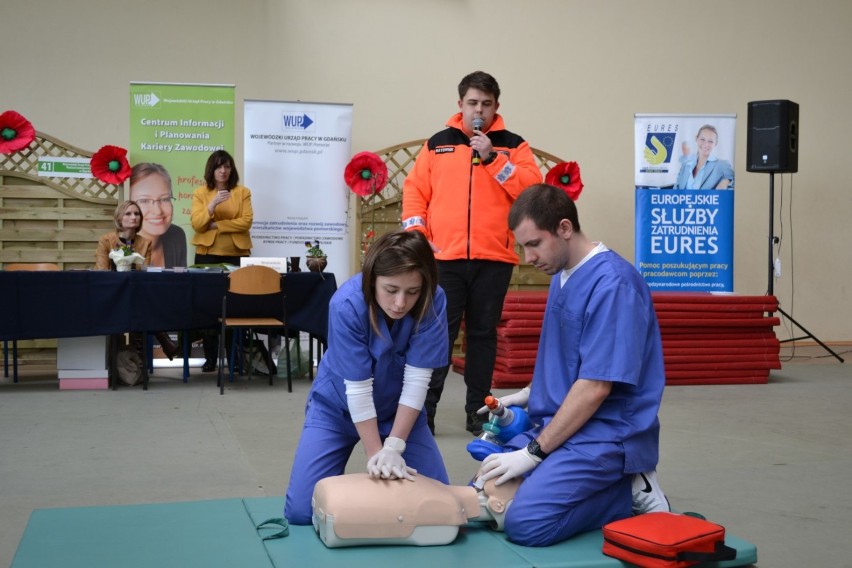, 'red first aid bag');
602,512,737,568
